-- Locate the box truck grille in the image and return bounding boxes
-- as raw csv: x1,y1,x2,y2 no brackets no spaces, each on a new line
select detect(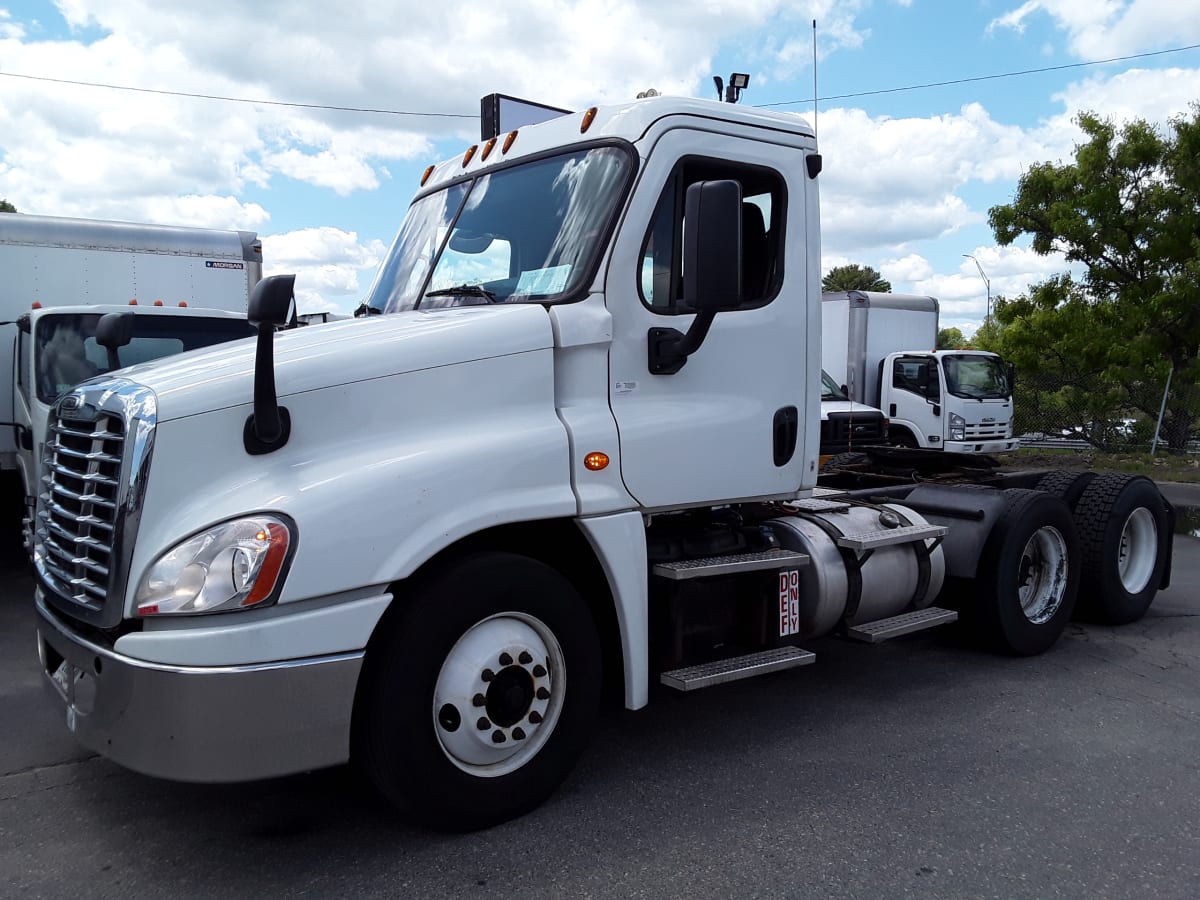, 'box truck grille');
37,415,126,610
964,422,1008,440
